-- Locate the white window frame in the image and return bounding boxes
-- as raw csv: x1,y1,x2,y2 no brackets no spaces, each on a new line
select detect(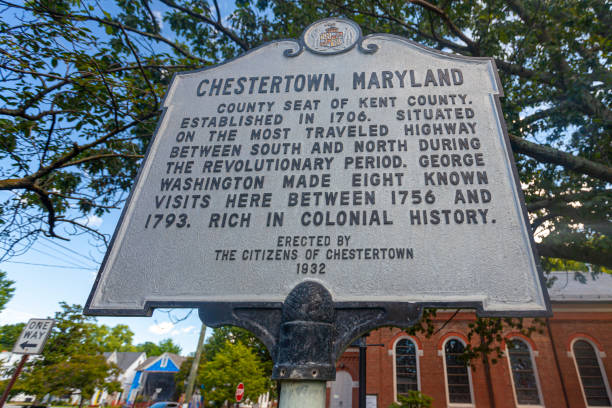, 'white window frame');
505,337,544,407
569,338,612,408
441,337,475,408
392,336,422,403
